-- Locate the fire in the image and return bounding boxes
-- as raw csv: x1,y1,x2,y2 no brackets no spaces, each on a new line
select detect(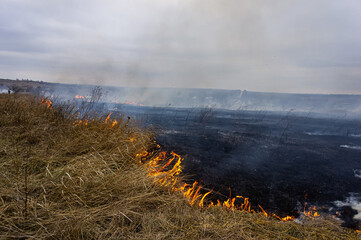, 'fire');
123,101,144,106
111,119,118,128
75,95,85,99
73,120,88,126
302,194,320,220
278,216,295,221
199,189,213,207
104,113,120,128
61,104,299,222
258,204,295,221
72,113,120,128
40,97,52,109
105,113,112,124
303,204,320,219
137,149,295,222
